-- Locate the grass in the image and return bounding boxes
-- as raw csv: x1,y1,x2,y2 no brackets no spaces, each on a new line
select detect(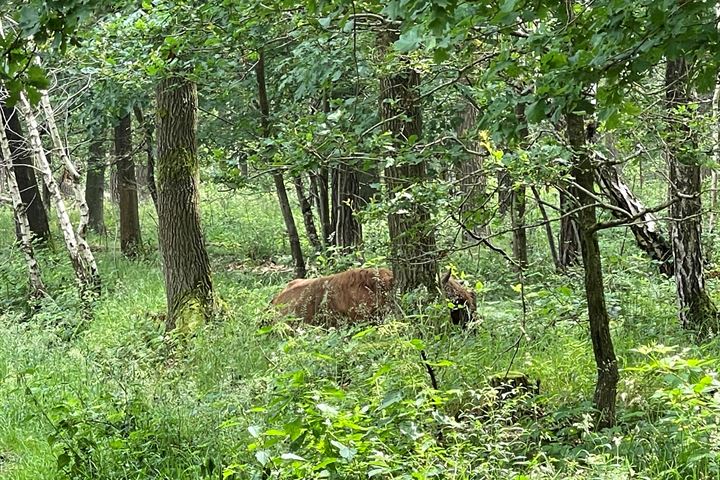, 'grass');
0,186,718,479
